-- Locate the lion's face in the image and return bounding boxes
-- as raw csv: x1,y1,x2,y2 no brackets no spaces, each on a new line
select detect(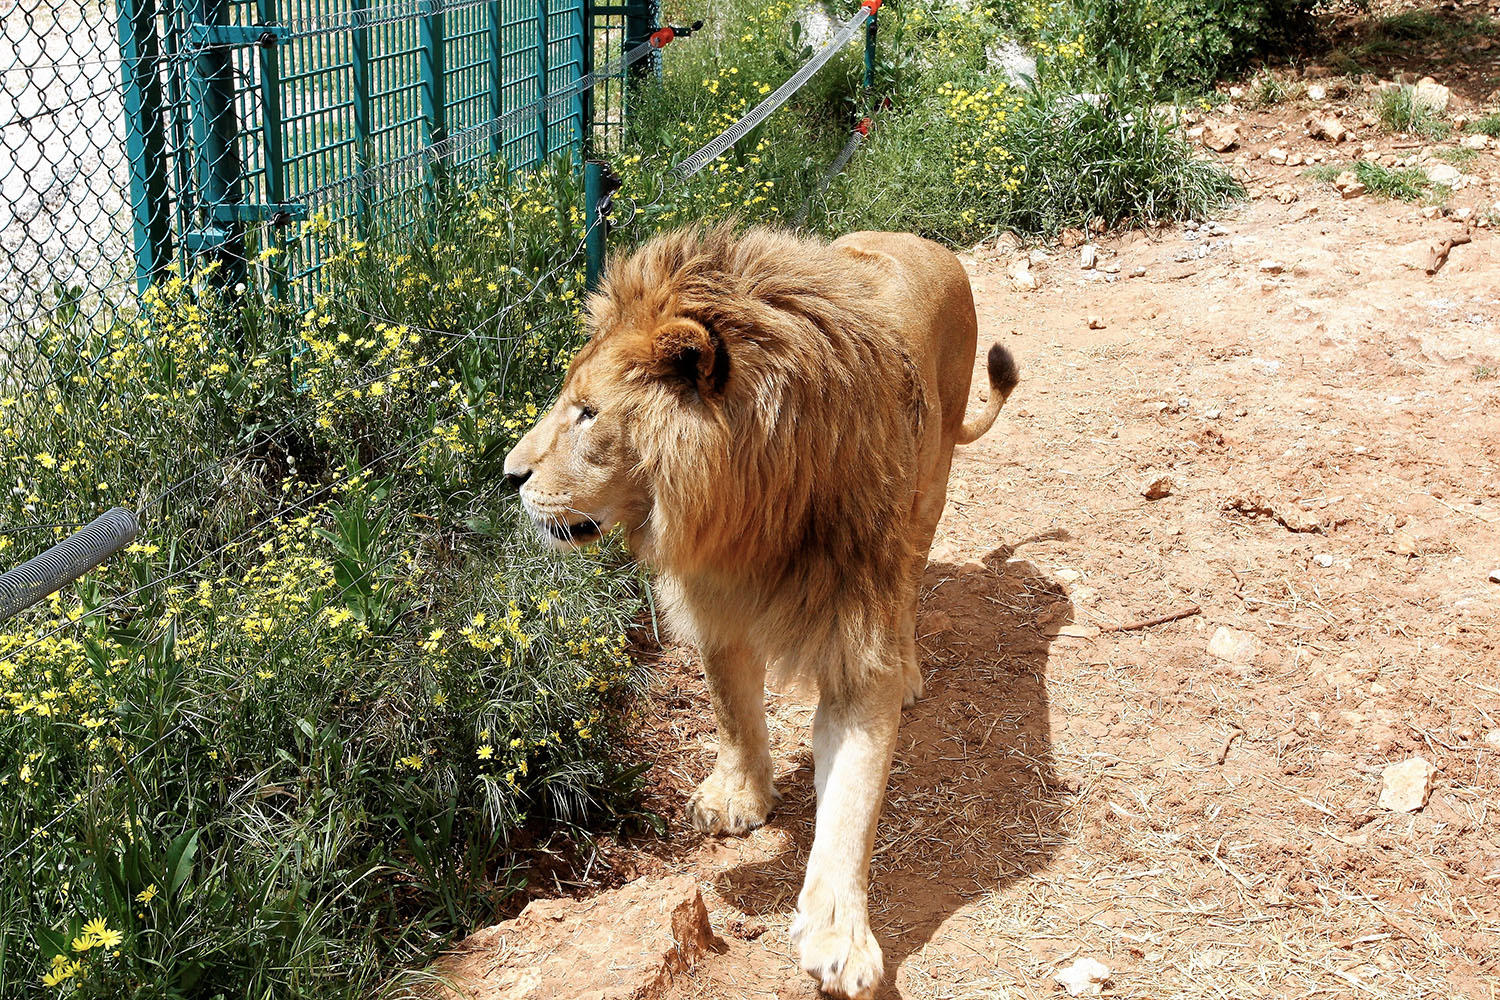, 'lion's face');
502,309,727,552
502,340,650,550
